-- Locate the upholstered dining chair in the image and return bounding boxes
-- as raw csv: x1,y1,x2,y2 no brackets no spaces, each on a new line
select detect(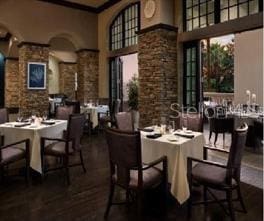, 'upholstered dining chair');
206,107,234,145
187,123,248,221
41,114,86,185
180,112,203,132
0,138,30,184
65,100,81,114
0,108,9,124
55,105,74,120
104,128,168,218
99,99,121,128
115,111,134,131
